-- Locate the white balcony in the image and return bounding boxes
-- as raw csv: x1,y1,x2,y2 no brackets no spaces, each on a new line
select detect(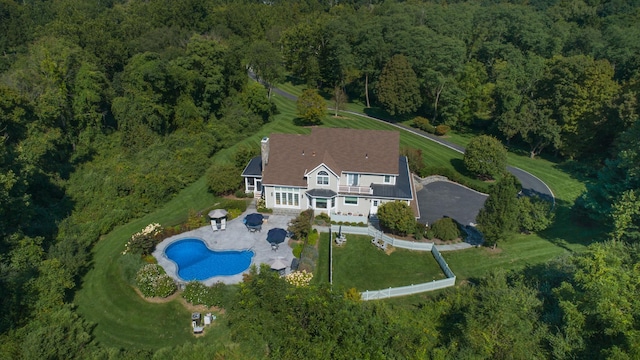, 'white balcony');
338,185,372,194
